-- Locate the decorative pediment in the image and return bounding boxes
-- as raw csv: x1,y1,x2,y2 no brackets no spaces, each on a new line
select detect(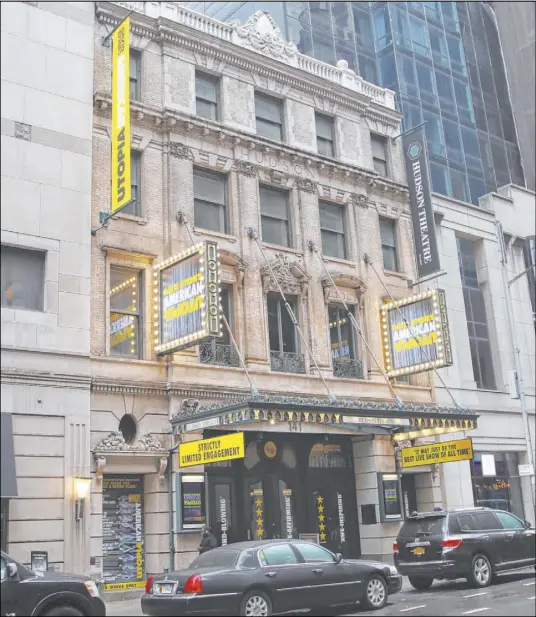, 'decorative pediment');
261,254,311,295
230,11,298,62
93,431,166,454
321,273,367,303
